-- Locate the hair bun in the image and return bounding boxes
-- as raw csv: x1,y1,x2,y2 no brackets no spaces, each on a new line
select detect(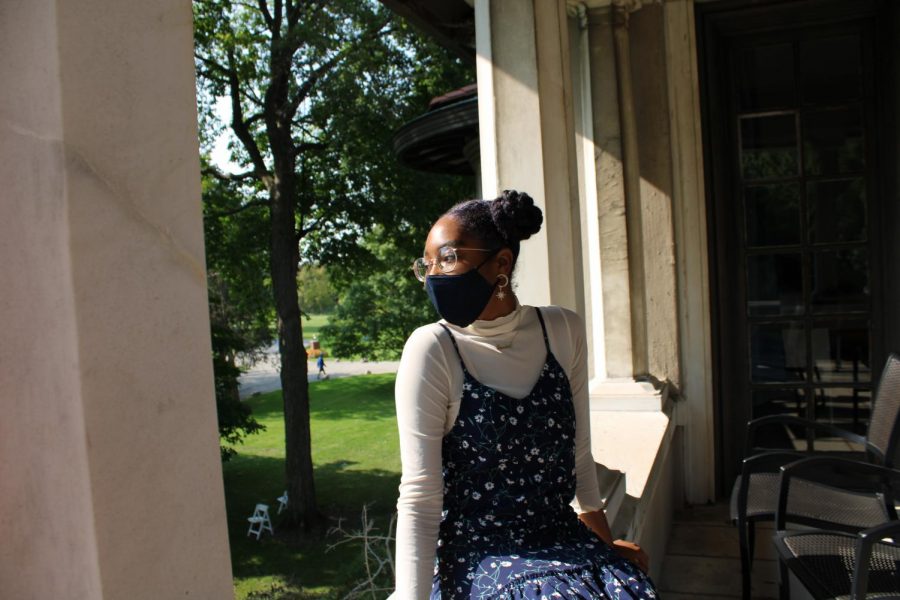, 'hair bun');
490,190,543,243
